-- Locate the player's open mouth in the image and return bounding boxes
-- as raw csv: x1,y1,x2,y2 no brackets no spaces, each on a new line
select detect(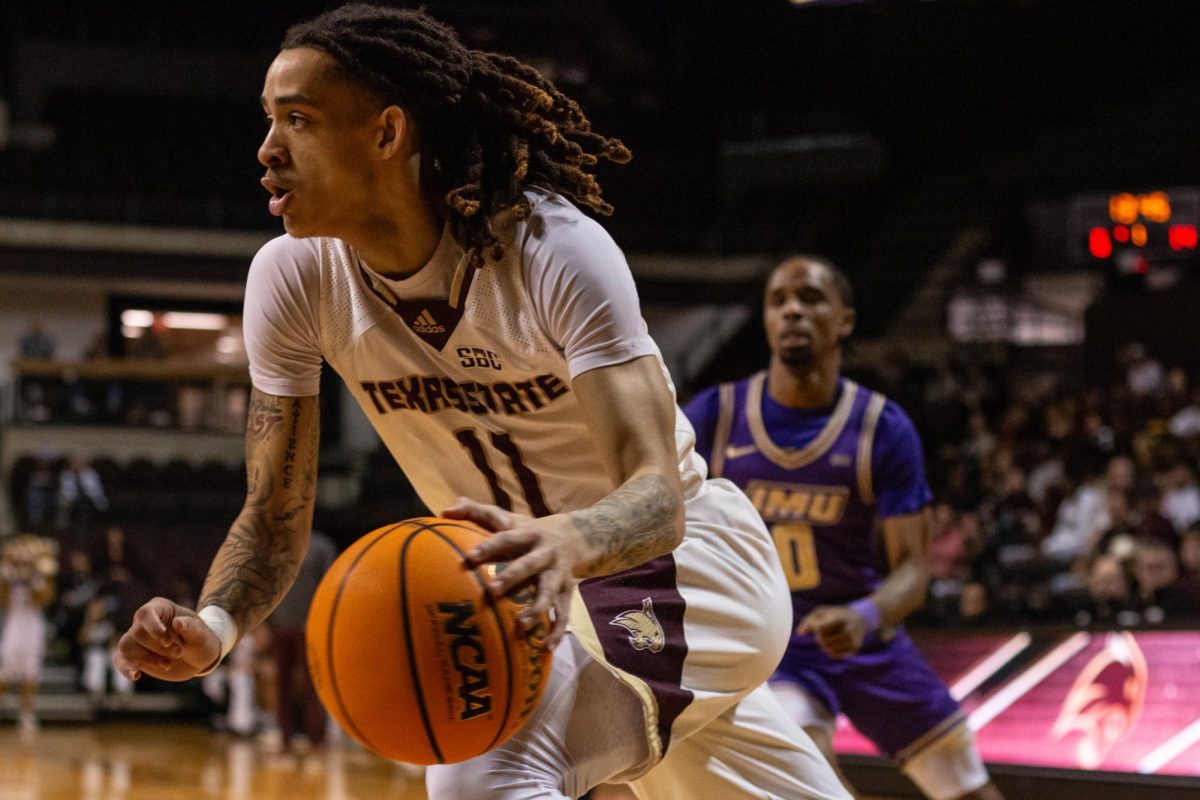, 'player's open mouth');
261,177,293,217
